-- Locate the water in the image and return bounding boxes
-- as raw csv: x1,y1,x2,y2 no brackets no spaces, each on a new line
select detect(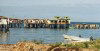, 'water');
0,22,100,44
